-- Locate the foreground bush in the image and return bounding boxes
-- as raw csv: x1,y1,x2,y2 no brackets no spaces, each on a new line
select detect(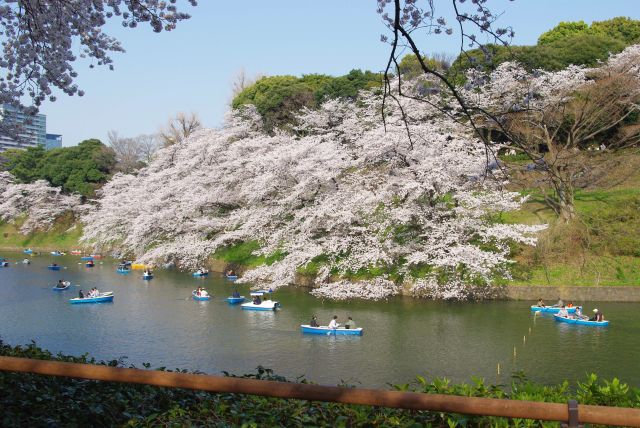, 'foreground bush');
1,341,638,427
